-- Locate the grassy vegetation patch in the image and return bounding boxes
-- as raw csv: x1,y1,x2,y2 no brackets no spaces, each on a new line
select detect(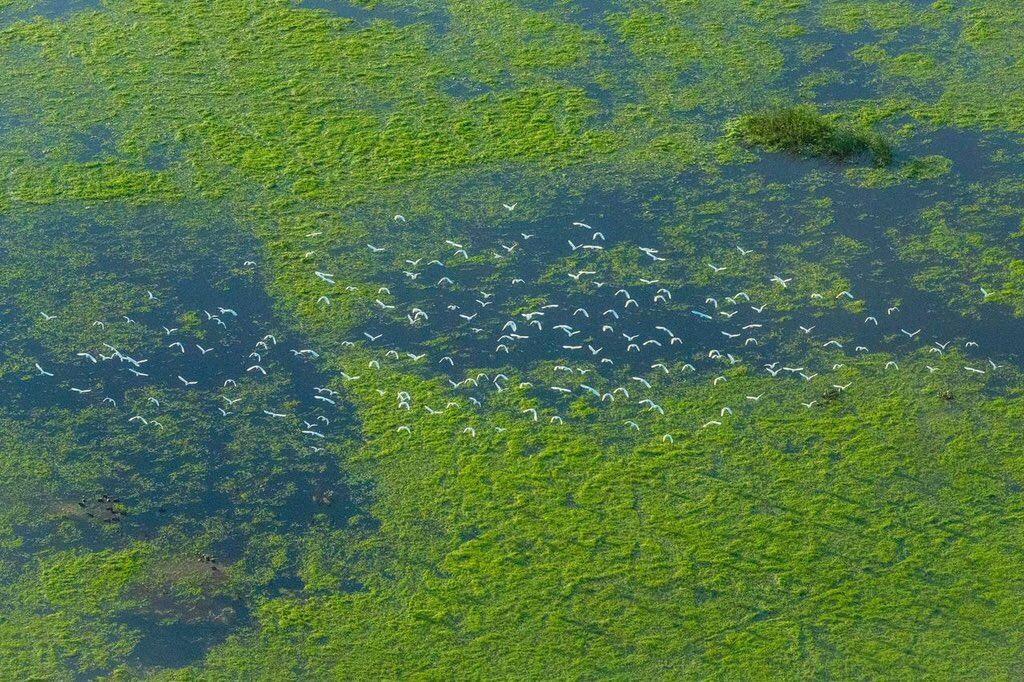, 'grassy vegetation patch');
729,105,893,166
